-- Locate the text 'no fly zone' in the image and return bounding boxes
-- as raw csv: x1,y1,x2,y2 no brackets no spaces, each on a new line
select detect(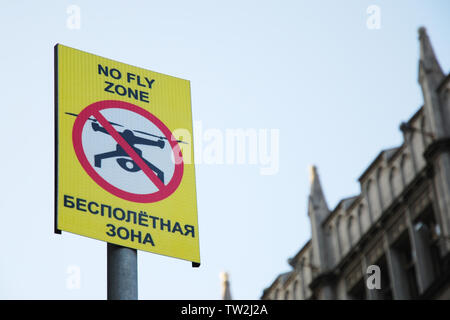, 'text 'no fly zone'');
98,64,156,103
